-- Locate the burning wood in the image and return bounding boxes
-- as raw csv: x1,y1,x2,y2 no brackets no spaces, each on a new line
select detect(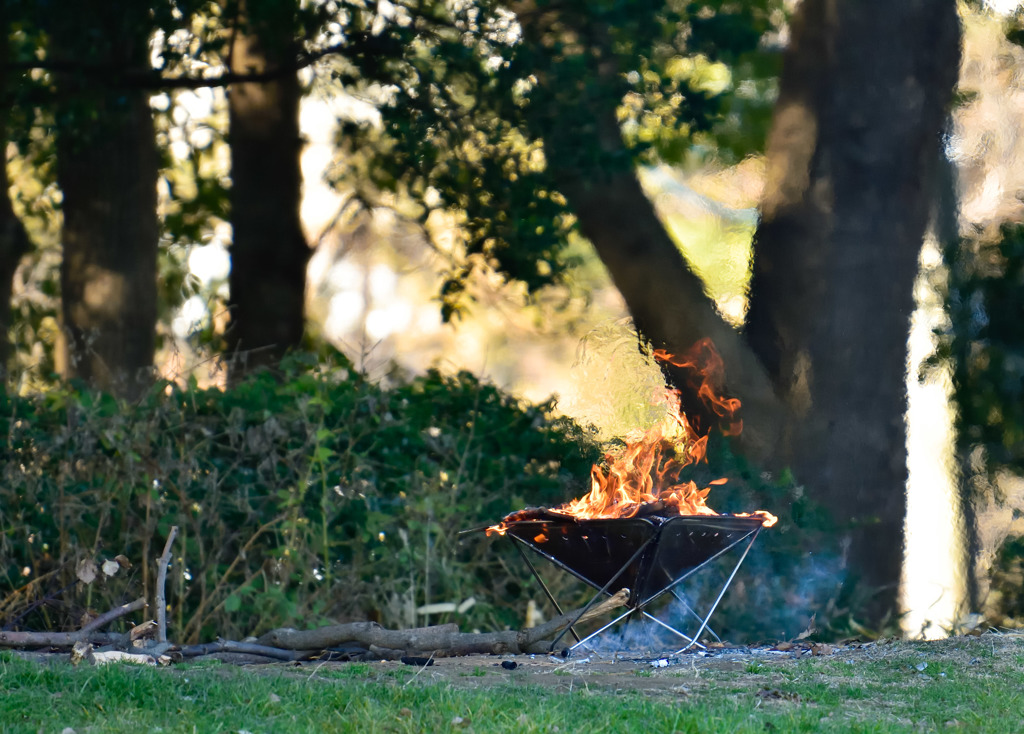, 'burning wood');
489,339,776,536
